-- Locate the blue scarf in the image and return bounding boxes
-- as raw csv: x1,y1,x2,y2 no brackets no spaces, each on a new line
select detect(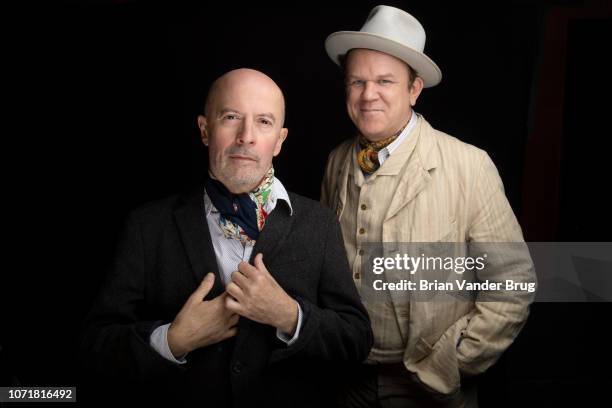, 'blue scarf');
204,168,274,242
204,178,260,240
